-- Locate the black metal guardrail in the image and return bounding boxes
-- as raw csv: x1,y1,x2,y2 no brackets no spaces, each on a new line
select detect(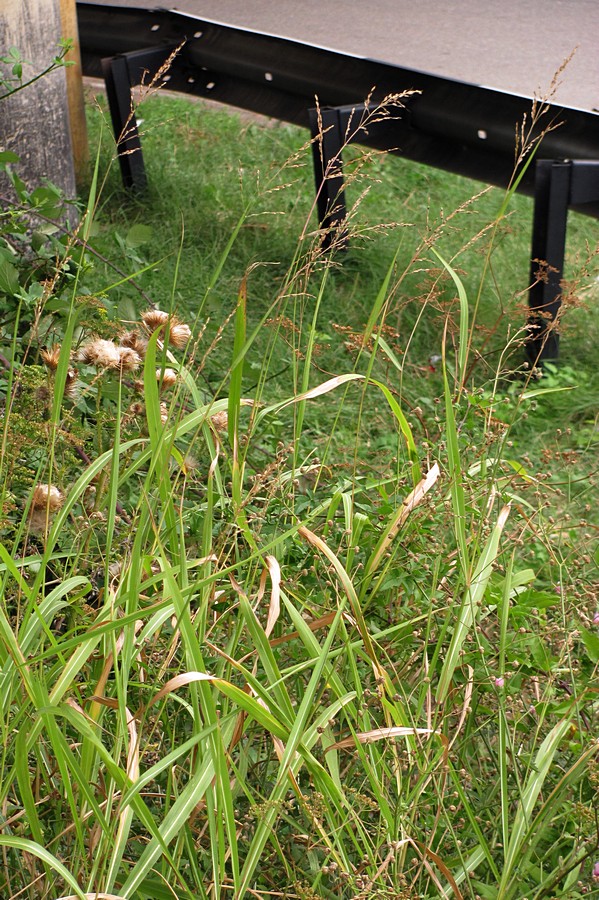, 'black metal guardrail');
76,1,599,362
